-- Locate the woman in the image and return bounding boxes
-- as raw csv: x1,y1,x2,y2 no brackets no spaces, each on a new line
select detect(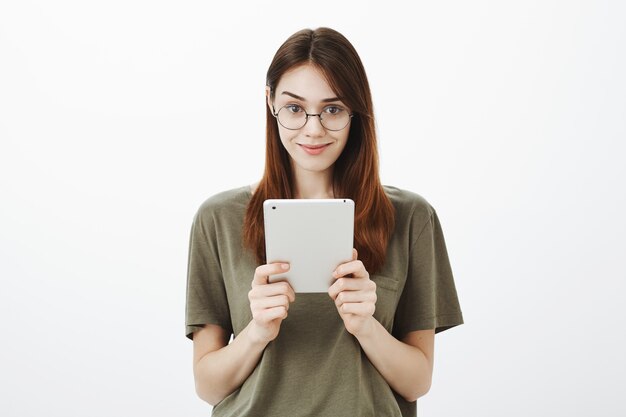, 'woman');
185,27,464,417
